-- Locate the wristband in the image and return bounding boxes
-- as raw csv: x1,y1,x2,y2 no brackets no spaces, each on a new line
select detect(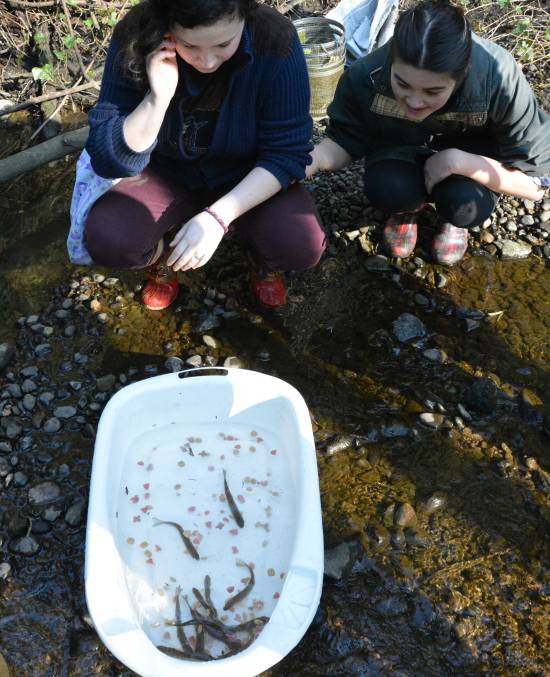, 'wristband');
203,207,229,234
